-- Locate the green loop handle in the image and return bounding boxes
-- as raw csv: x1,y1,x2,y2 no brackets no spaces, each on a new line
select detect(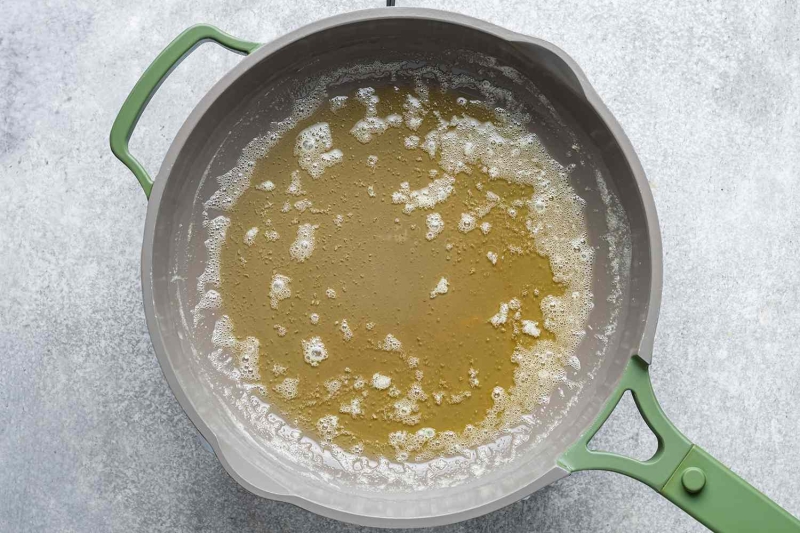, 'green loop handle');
109,25,260,198
559,356,800,532
559,356,694,489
